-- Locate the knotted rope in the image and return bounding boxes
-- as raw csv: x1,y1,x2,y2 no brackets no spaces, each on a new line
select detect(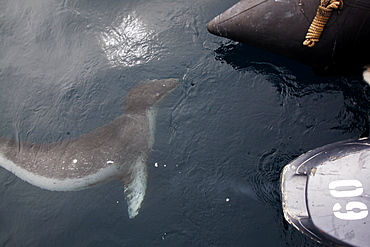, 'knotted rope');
303,0,344,47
